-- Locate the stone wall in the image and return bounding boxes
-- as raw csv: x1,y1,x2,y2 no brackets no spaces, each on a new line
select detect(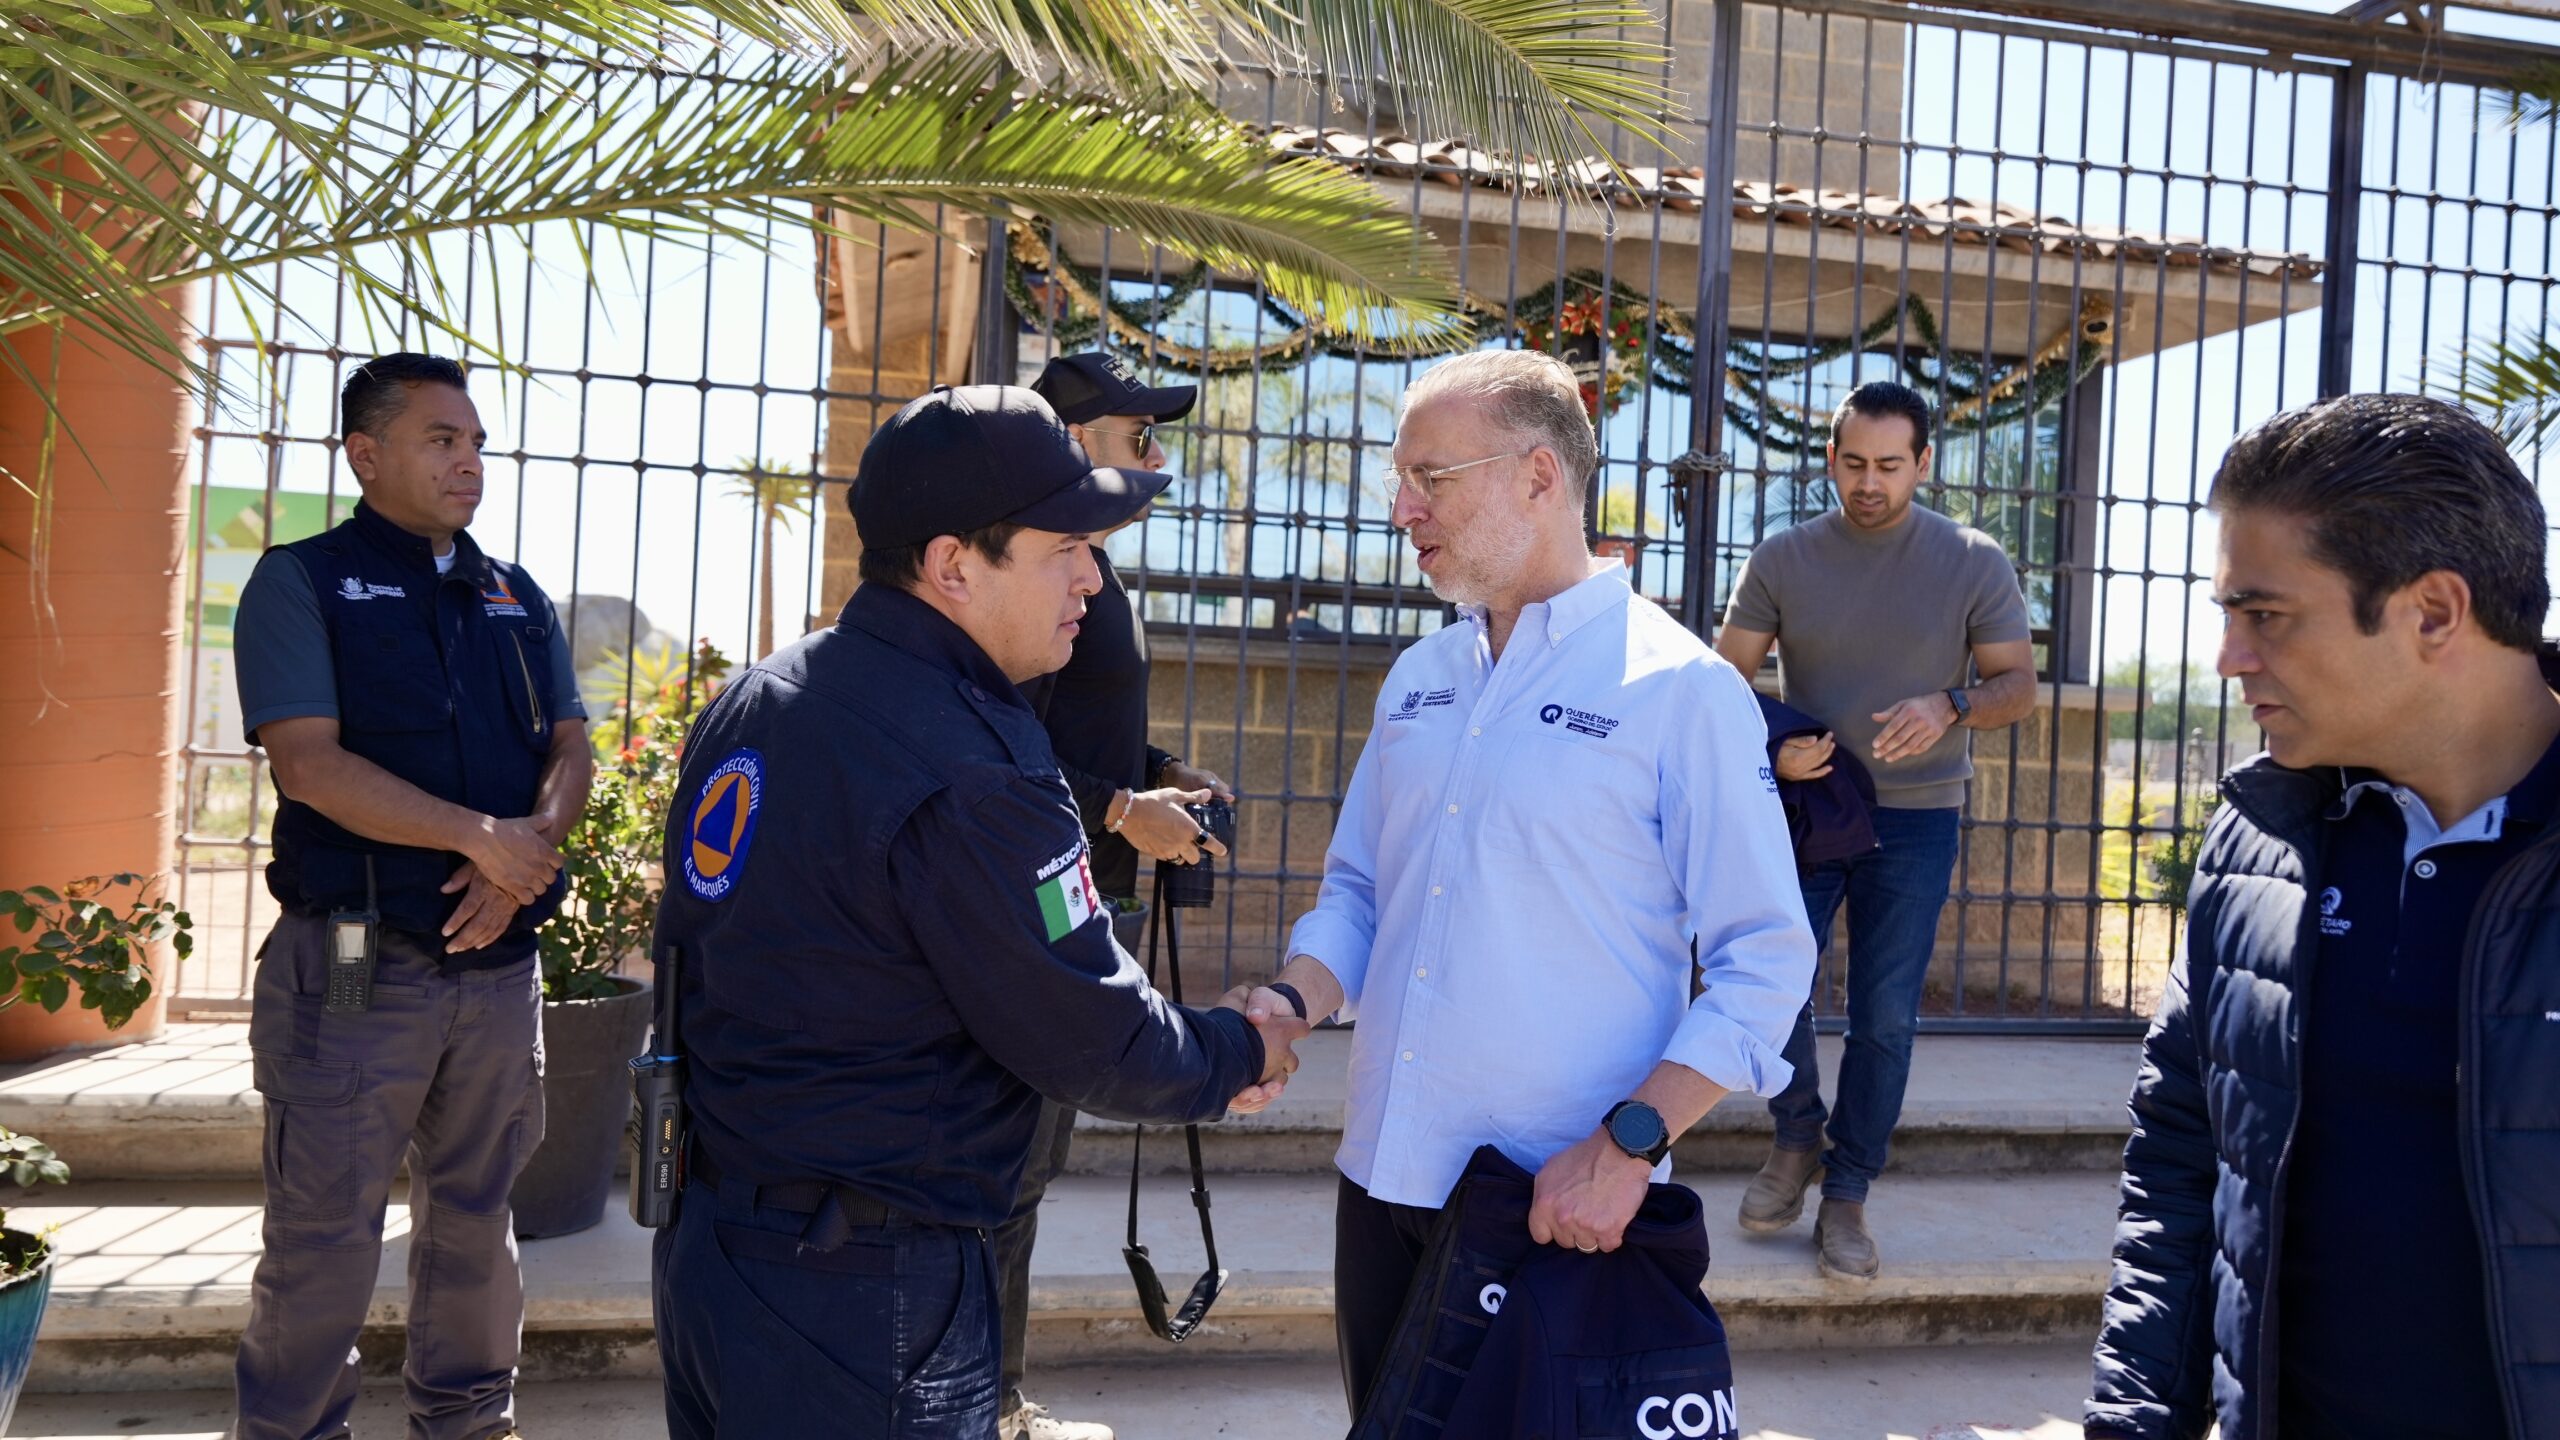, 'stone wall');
1680,0,1907,194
